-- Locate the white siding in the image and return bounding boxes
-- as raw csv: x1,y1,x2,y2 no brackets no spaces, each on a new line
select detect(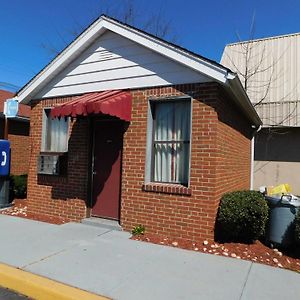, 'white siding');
221,33,300,126
36,31,211,99
255,101,300,126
